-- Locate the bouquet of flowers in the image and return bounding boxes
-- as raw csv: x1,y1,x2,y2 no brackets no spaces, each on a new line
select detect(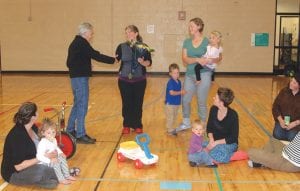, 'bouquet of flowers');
127,41,155,59
127,41,154,79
